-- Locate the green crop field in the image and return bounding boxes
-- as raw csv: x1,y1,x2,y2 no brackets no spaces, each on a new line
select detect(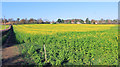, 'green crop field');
13,24,118,65
0,25,10,30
